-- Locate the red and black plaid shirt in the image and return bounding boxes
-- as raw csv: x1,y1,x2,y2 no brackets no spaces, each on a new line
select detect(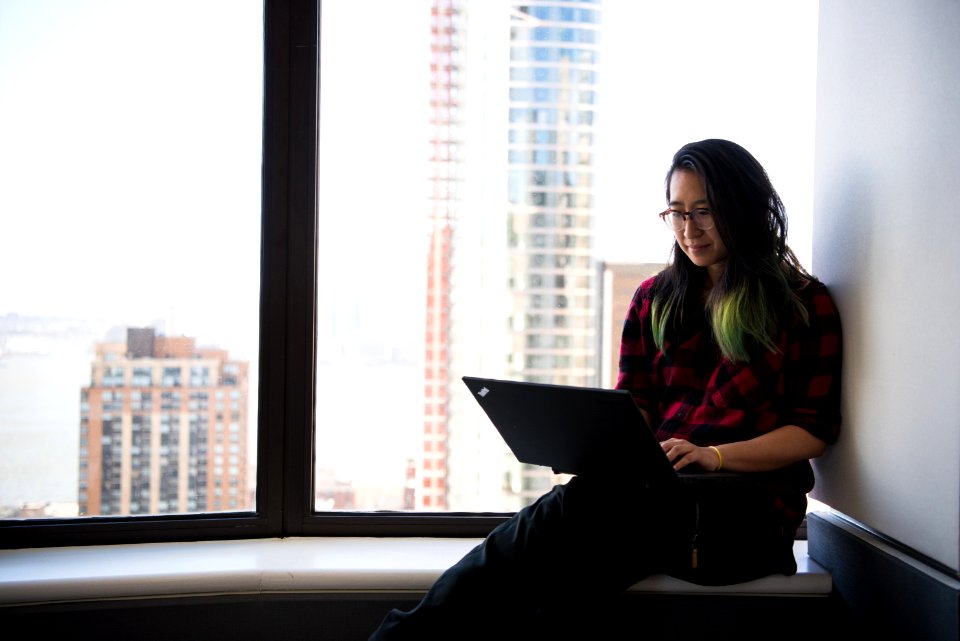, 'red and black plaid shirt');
616,274,843,538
